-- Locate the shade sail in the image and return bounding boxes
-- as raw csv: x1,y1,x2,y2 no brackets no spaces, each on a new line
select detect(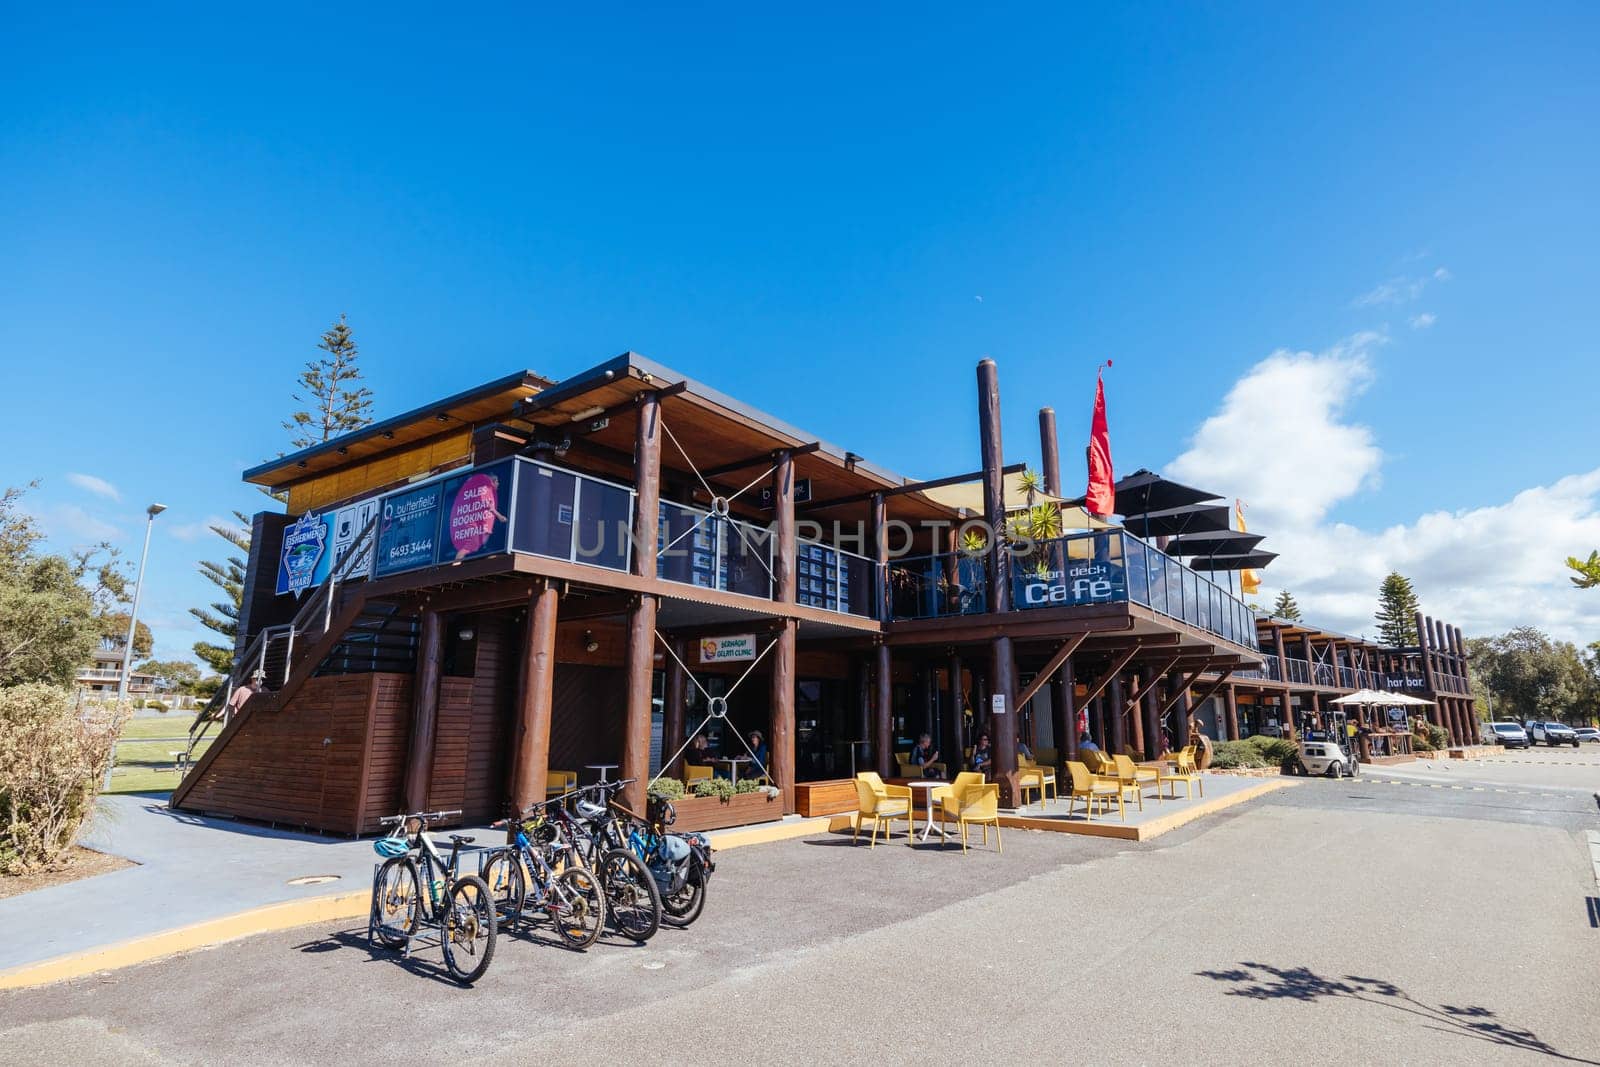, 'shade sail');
1192,550,1278,571
1065,468,1222,517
